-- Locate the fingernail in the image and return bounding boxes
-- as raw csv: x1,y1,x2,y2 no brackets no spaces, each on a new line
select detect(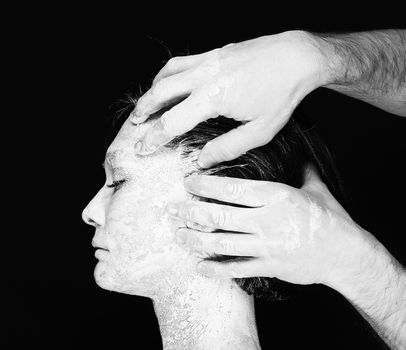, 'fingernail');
165,204,178,216
197,153,211,168
134,140,142,153
130,111,142,124
197,142,214,168
176,230,186,244
135,140,157,155
197,263,212,276
184,174,198,187
139,128,170,155
138,141,158,155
